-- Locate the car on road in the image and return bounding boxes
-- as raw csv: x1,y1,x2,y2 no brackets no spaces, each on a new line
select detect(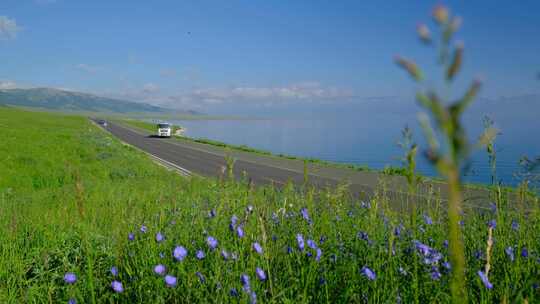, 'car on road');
157,123,172,137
